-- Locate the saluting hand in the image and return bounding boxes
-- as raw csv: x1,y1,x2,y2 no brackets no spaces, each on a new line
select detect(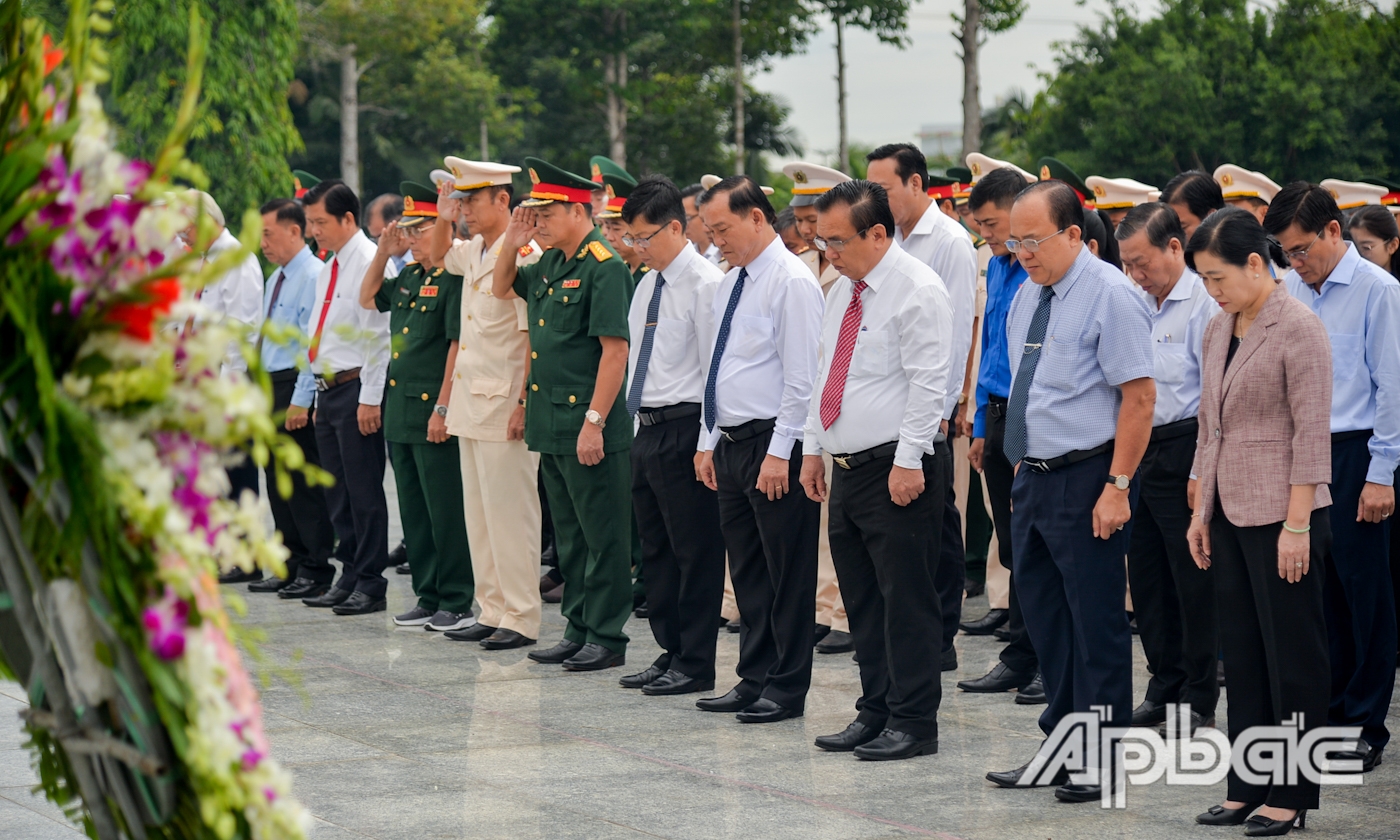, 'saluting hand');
504,206,538,250
436,180,459,222
799,455,827,503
